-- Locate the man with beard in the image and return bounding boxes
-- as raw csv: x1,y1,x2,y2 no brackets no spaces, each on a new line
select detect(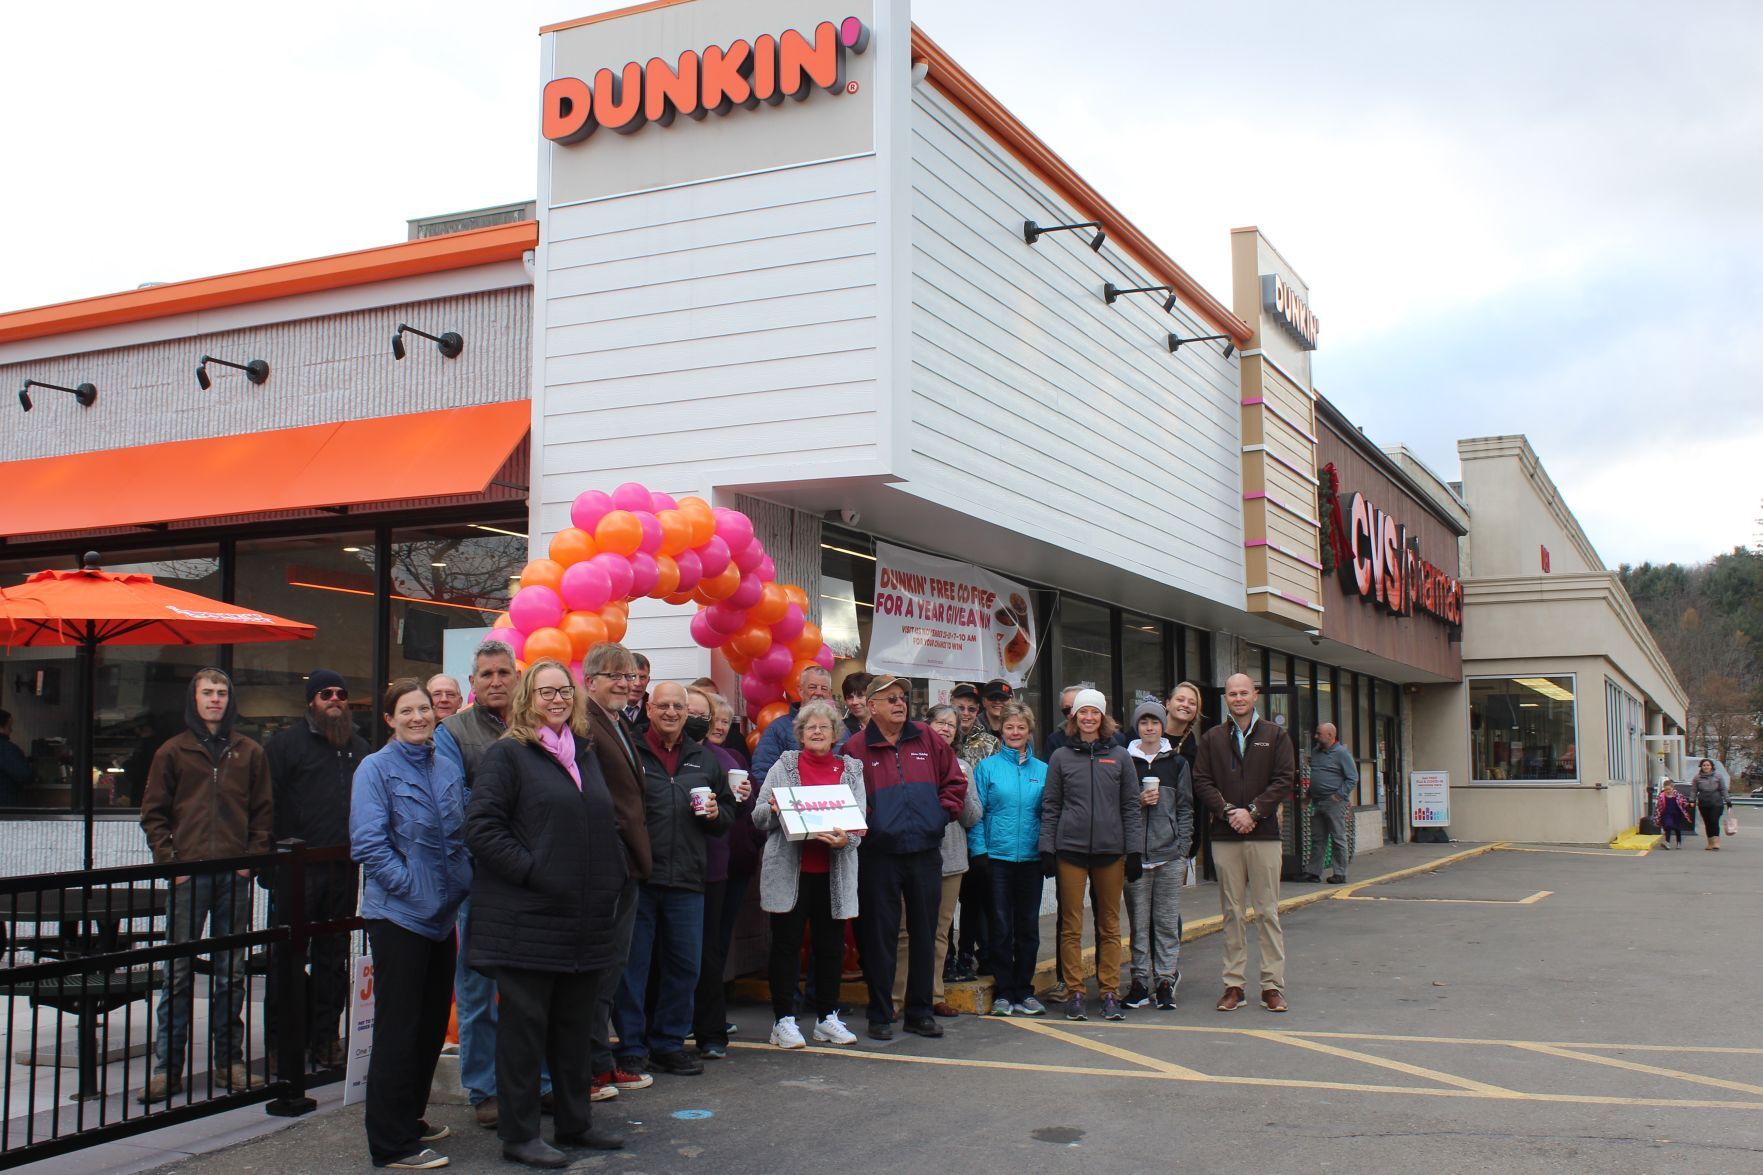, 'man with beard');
266,669,370,1071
